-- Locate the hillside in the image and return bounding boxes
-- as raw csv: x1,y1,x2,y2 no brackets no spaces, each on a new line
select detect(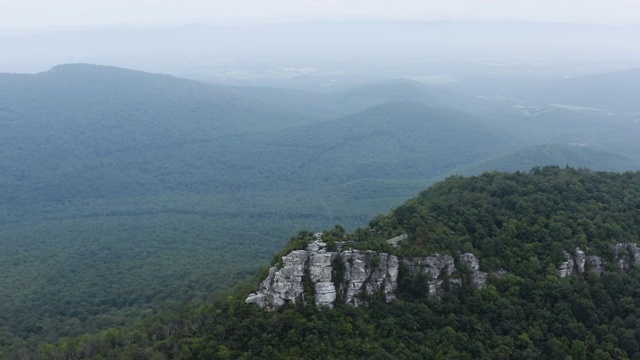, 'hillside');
227,79,486,120
20,167,640,359
0,64,316,134
1,64,640,353
241,101,518,186
0,64,520,350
